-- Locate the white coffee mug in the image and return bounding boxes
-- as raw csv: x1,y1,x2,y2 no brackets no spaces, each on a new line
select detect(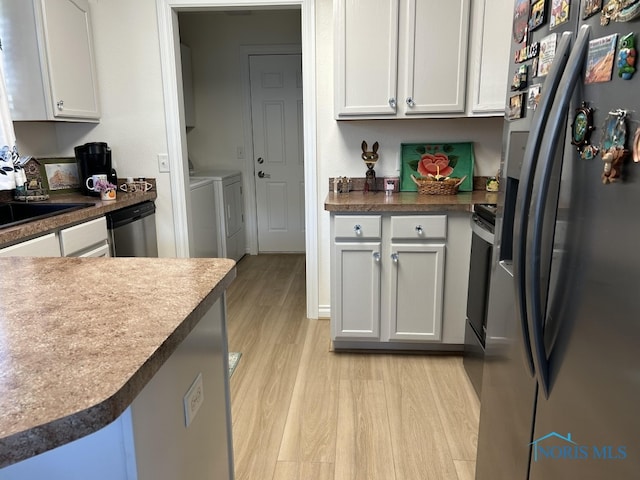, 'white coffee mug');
86,174,108,192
